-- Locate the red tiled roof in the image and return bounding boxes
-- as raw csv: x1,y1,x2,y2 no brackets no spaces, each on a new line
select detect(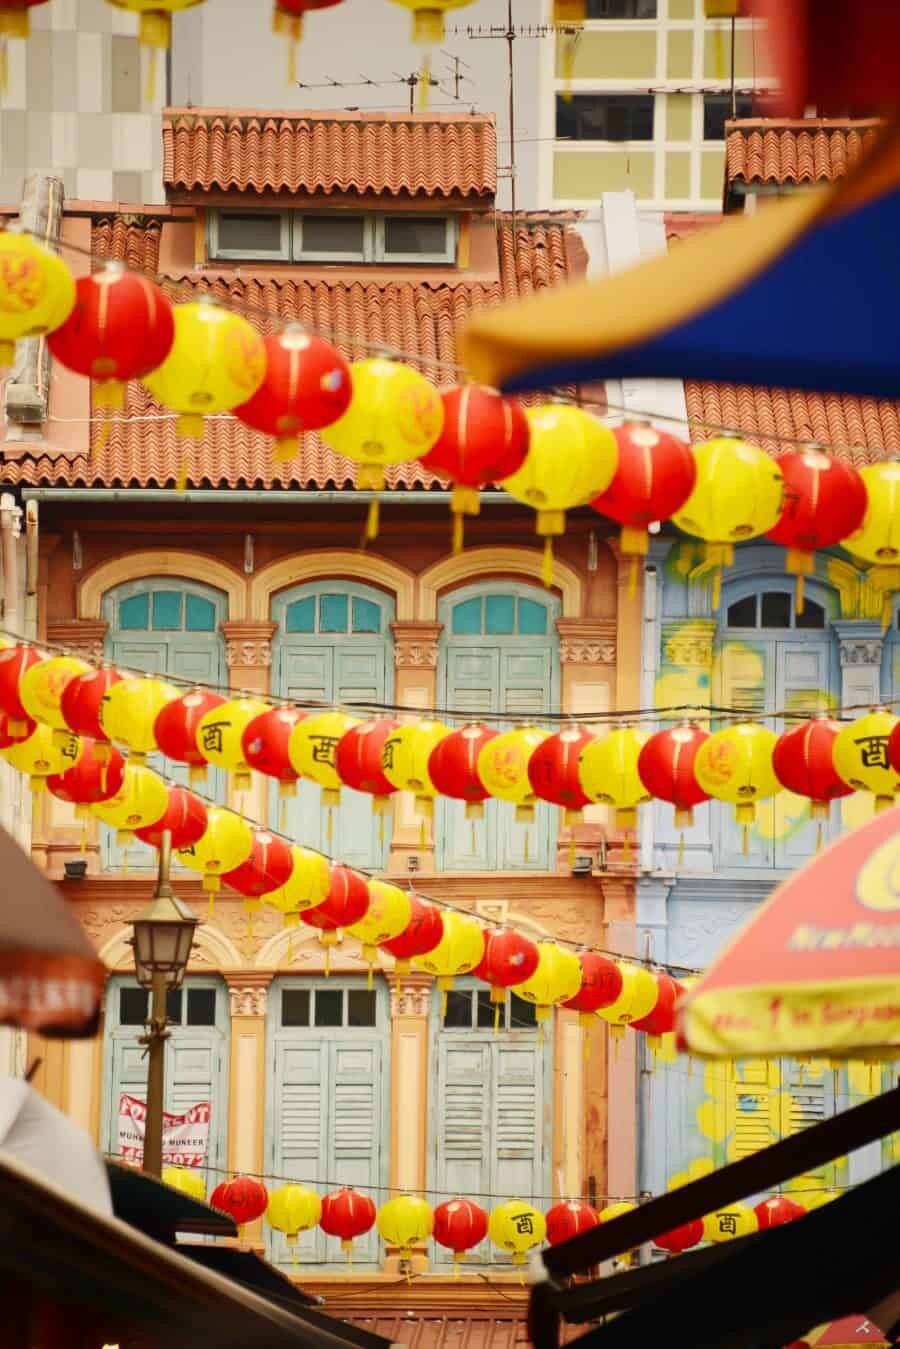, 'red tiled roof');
684,380,900,466
725,117,882,188
3,214,582,490
162,109,497,200
92,215,163,272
